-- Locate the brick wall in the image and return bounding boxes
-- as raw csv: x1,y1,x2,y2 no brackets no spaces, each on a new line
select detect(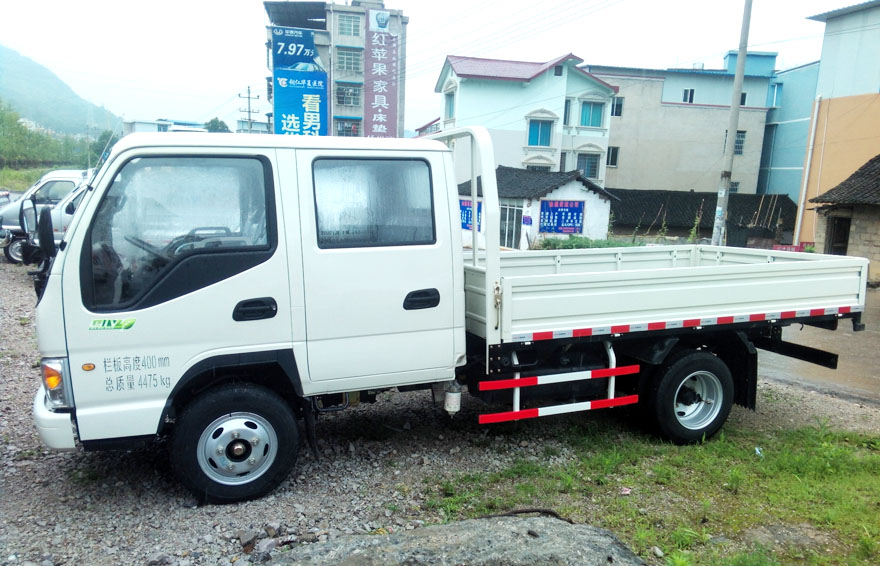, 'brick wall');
816,205,880,282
